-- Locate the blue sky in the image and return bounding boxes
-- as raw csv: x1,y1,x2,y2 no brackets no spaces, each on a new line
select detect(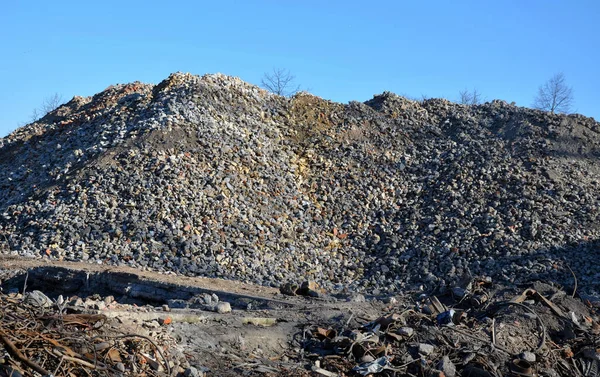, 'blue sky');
1,1,598,137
